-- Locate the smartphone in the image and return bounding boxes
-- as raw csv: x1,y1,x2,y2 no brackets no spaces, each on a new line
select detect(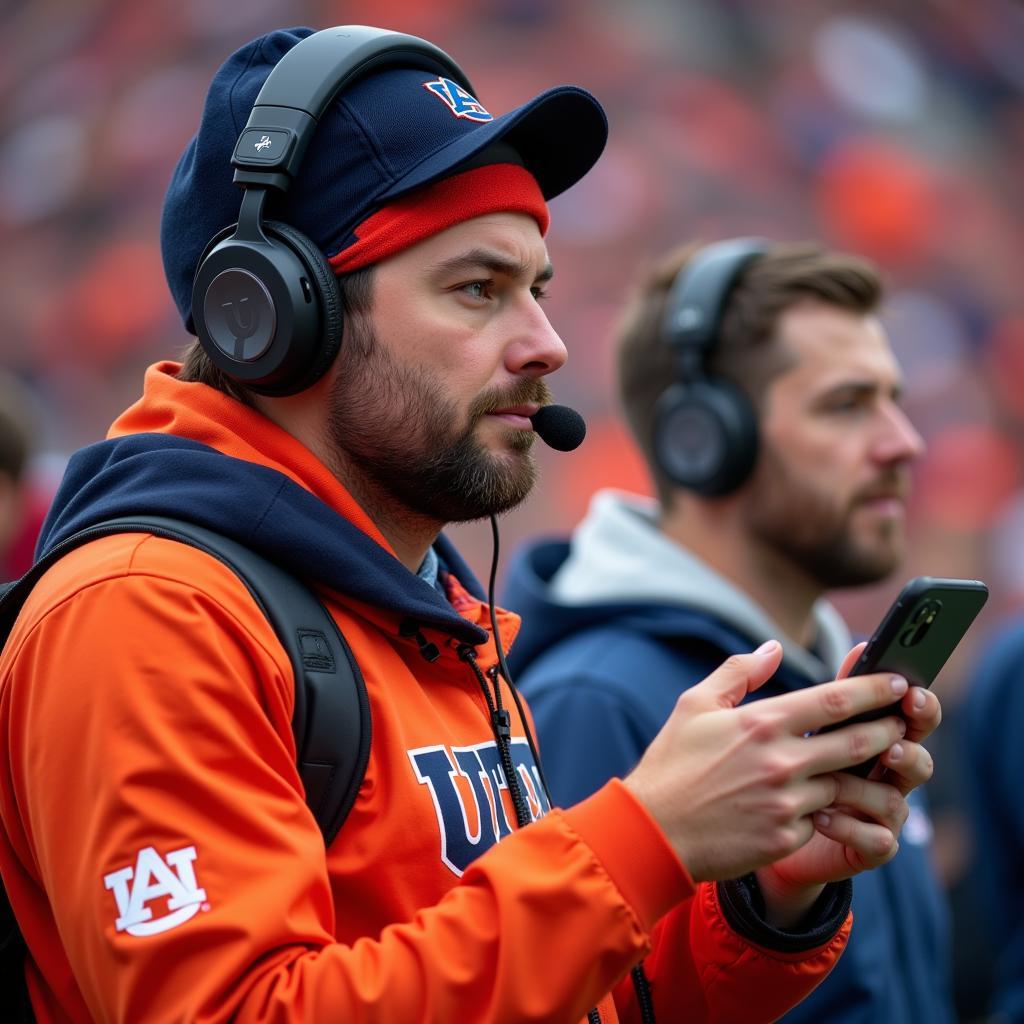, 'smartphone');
820,576,989,777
